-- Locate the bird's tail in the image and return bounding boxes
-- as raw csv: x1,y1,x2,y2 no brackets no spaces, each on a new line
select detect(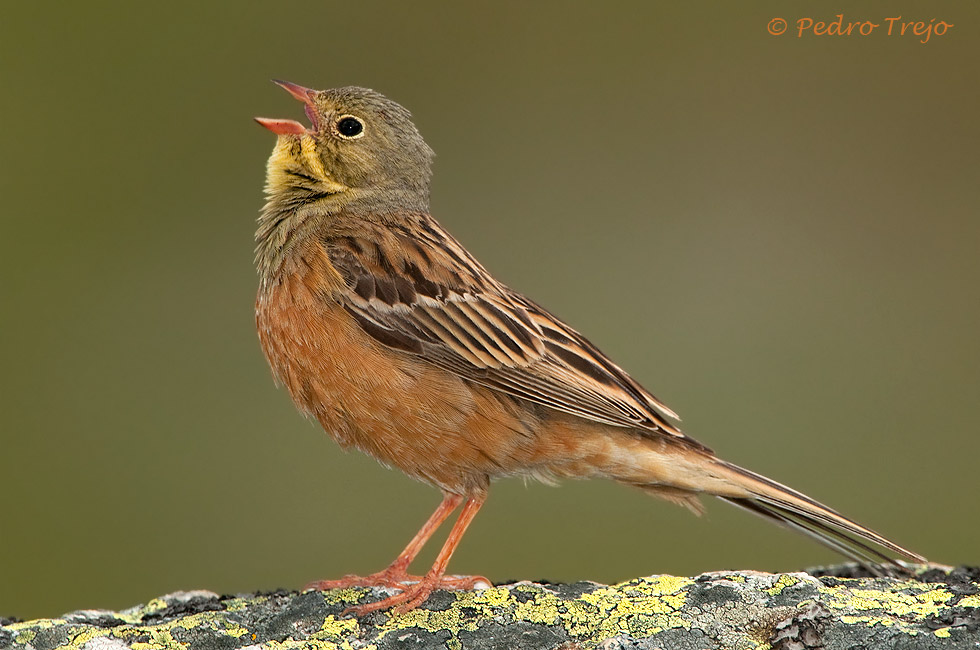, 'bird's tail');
701,458,925,571
590,428,924,571
620,438,926,571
